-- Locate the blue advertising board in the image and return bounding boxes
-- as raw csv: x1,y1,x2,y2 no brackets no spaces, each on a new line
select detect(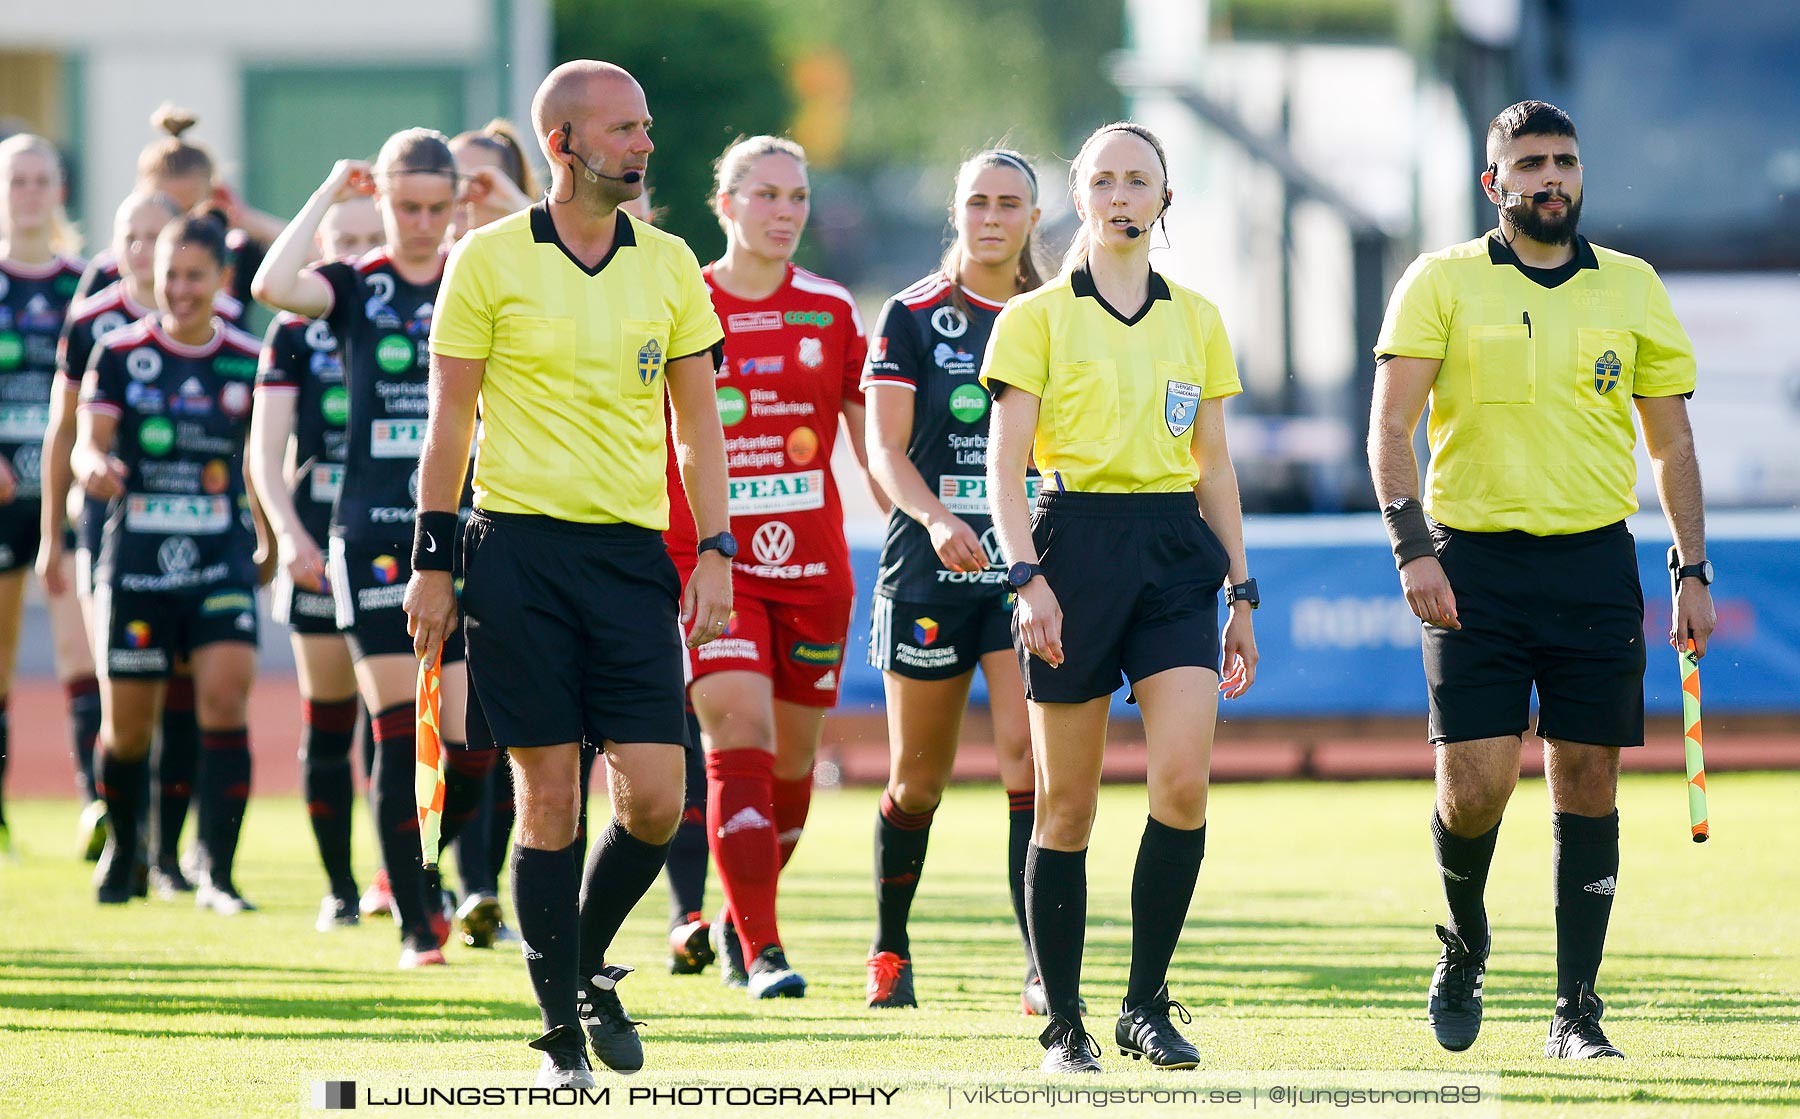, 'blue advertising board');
835,512,1799,717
